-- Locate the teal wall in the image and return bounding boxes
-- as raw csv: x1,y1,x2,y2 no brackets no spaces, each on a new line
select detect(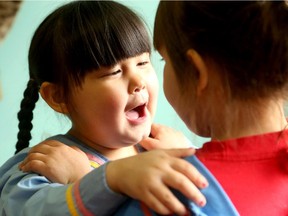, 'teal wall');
0,0,207,166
